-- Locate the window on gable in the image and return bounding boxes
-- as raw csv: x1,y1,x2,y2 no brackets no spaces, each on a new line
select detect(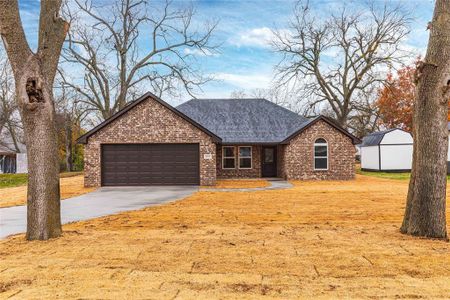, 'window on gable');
222,146,235,169
314,138,328,170
239,146,252,169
